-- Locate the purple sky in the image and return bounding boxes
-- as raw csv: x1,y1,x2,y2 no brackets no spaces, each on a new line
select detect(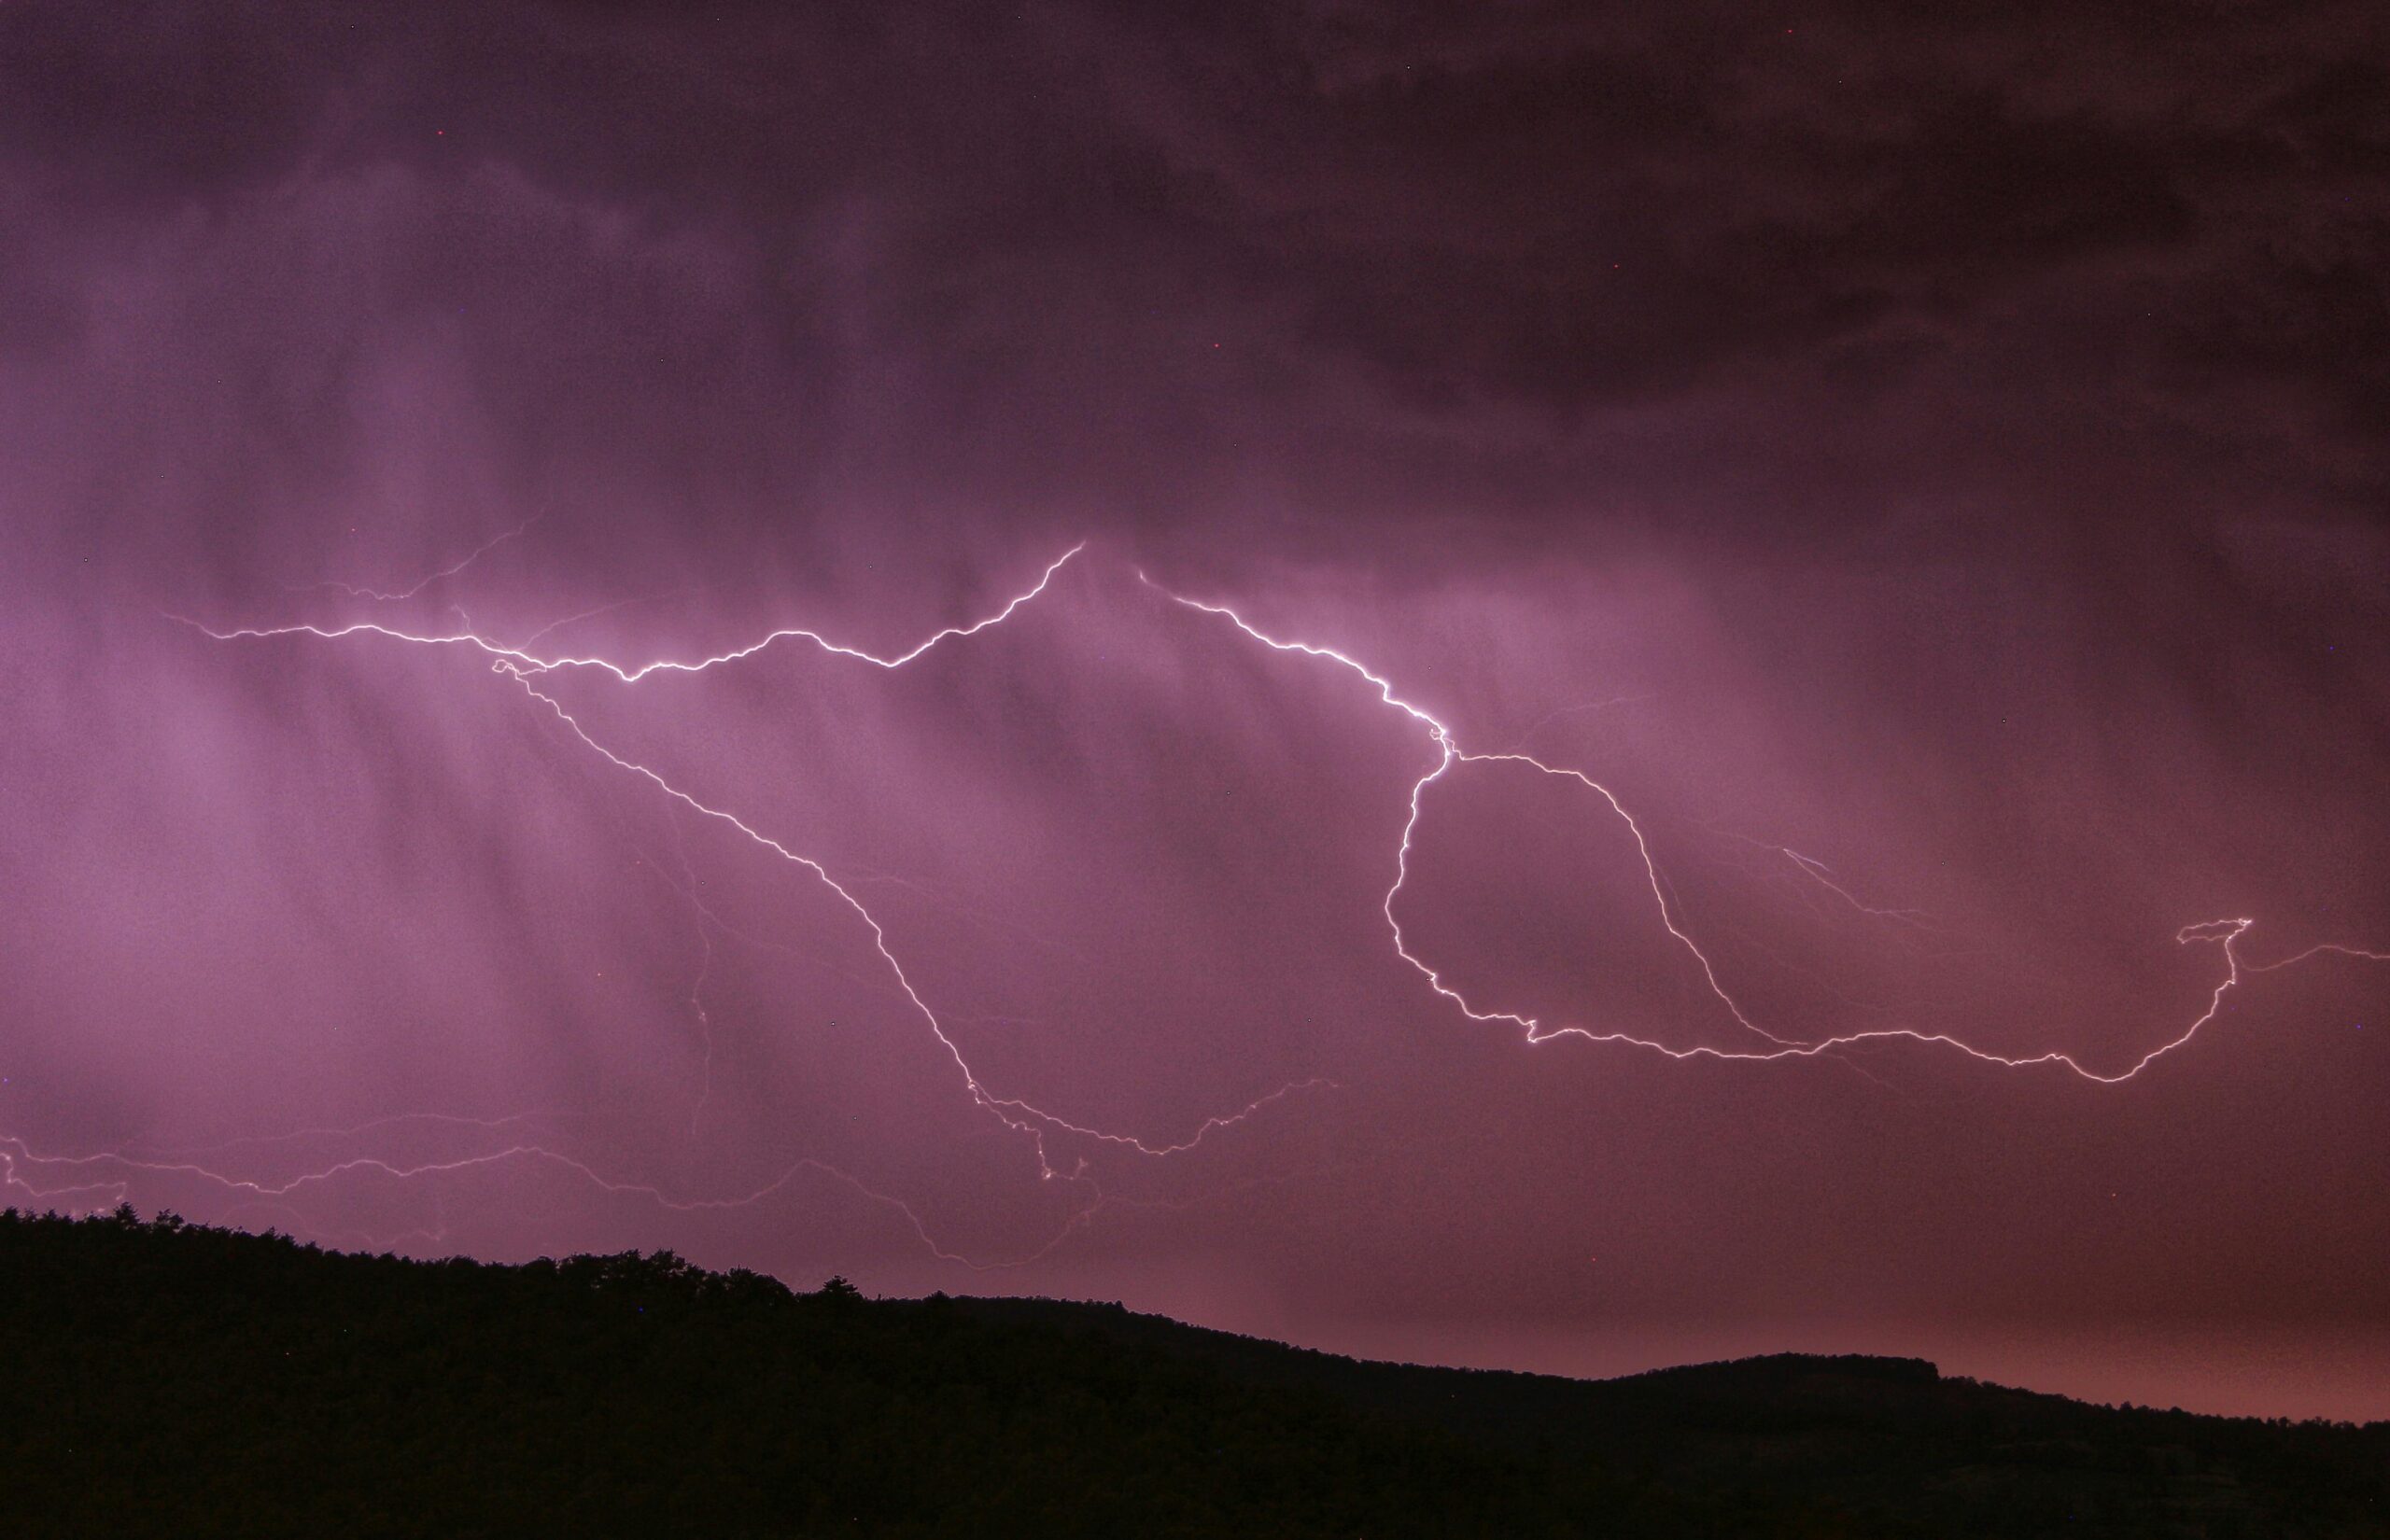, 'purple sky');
5,1,2387,1420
